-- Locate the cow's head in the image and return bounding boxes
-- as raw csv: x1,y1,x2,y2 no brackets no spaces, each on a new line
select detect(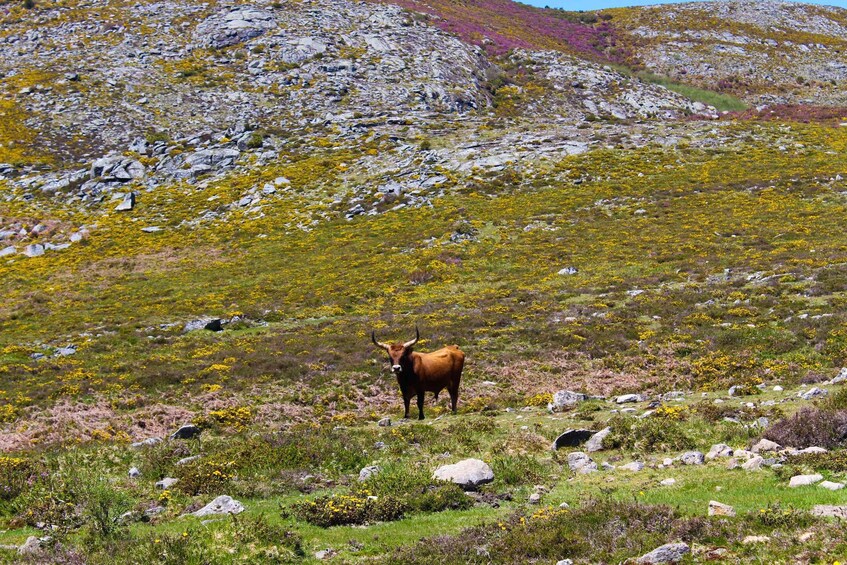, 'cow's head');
372,326,419,375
